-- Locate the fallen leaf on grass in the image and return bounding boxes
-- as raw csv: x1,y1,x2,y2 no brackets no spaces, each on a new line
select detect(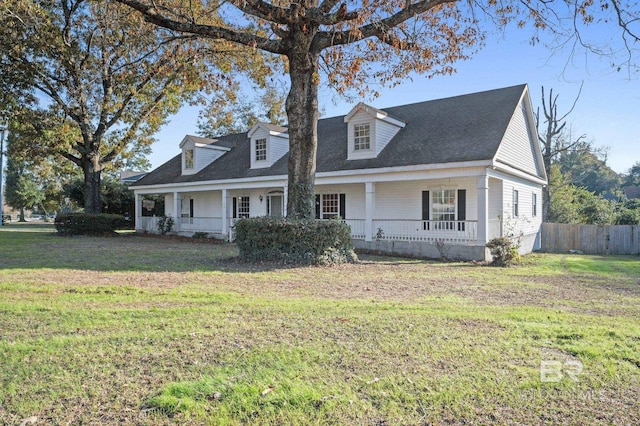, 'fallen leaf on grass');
19,417,37,426
367,377,379,384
